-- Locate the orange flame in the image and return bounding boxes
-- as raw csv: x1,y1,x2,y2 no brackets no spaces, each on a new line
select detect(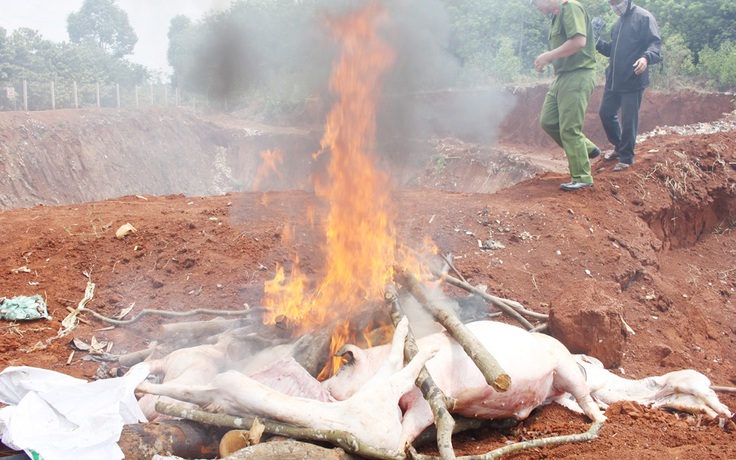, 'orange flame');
253,148,284,191
260,2,423,379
